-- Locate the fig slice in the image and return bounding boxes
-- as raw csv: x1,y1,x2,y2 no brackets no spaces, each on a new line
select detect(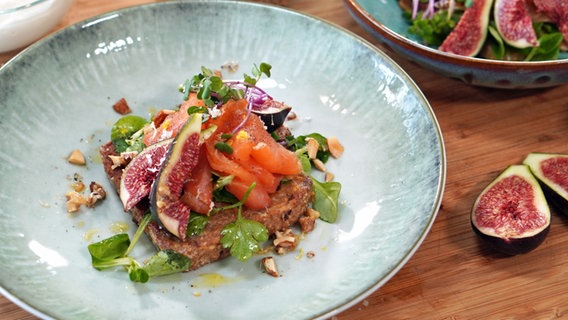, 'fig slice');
494,0,539,48
119,138,172,211
252,100,292,133
471,165,550,255
523,152,568,216
439,0,494,56
151,113,203,240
